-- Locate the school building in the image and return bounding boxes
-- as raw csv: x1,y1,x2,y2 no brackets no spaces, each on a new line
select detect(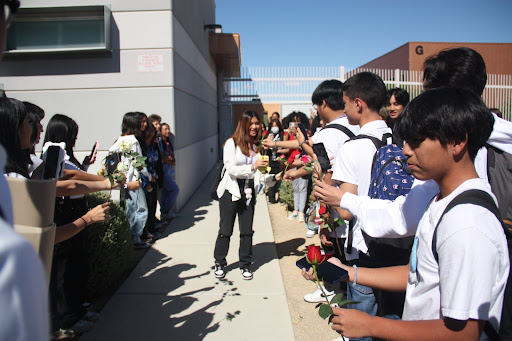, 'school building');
358,42,512,75
0,0,241,210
